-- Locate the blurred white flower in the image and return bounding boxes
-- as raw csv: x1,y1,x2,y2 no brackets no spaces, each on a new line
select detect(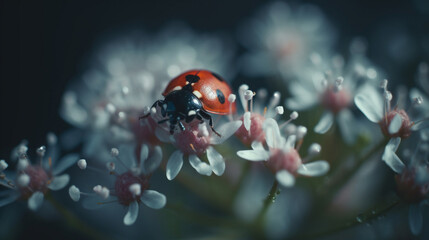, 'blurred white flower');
239,1,336,78
69,144,165,226
286,43,381,143
0,133,78,211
